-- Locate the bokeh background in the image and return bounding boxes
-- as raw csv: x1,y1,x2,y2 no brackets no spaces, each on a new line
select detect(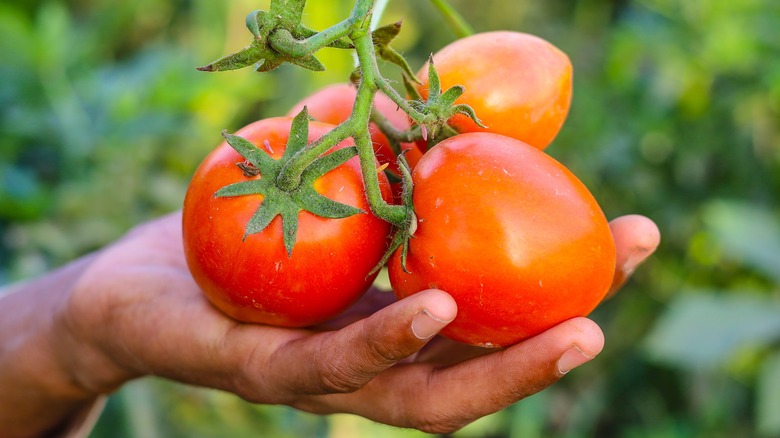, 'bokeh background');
2,0,779,436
